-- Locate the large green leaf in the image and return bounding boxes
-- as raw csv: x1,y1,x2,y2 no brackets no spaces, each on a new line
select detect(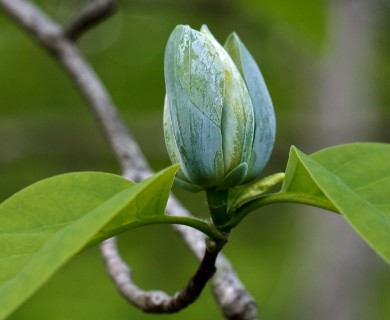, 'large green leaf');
233,143,390,264
291,143,390,264
0,166,211,319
